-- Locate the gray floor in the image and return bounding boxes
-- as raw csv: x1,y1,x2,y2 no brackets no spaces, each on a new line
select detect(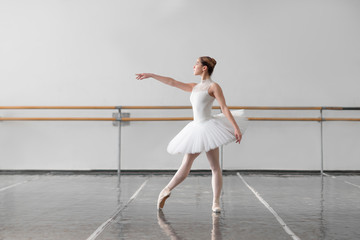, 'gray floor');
0,173,359,240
